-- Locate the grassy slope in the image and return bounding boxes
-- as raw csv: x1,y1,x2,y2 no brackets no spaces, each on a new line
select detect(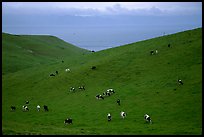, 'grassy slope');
2,33,89,74
2,28,202,135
